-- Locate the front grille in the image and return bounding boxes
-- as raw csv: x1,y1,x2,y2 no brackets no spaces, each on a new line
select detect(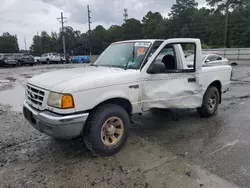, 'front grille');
26,85,45,106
